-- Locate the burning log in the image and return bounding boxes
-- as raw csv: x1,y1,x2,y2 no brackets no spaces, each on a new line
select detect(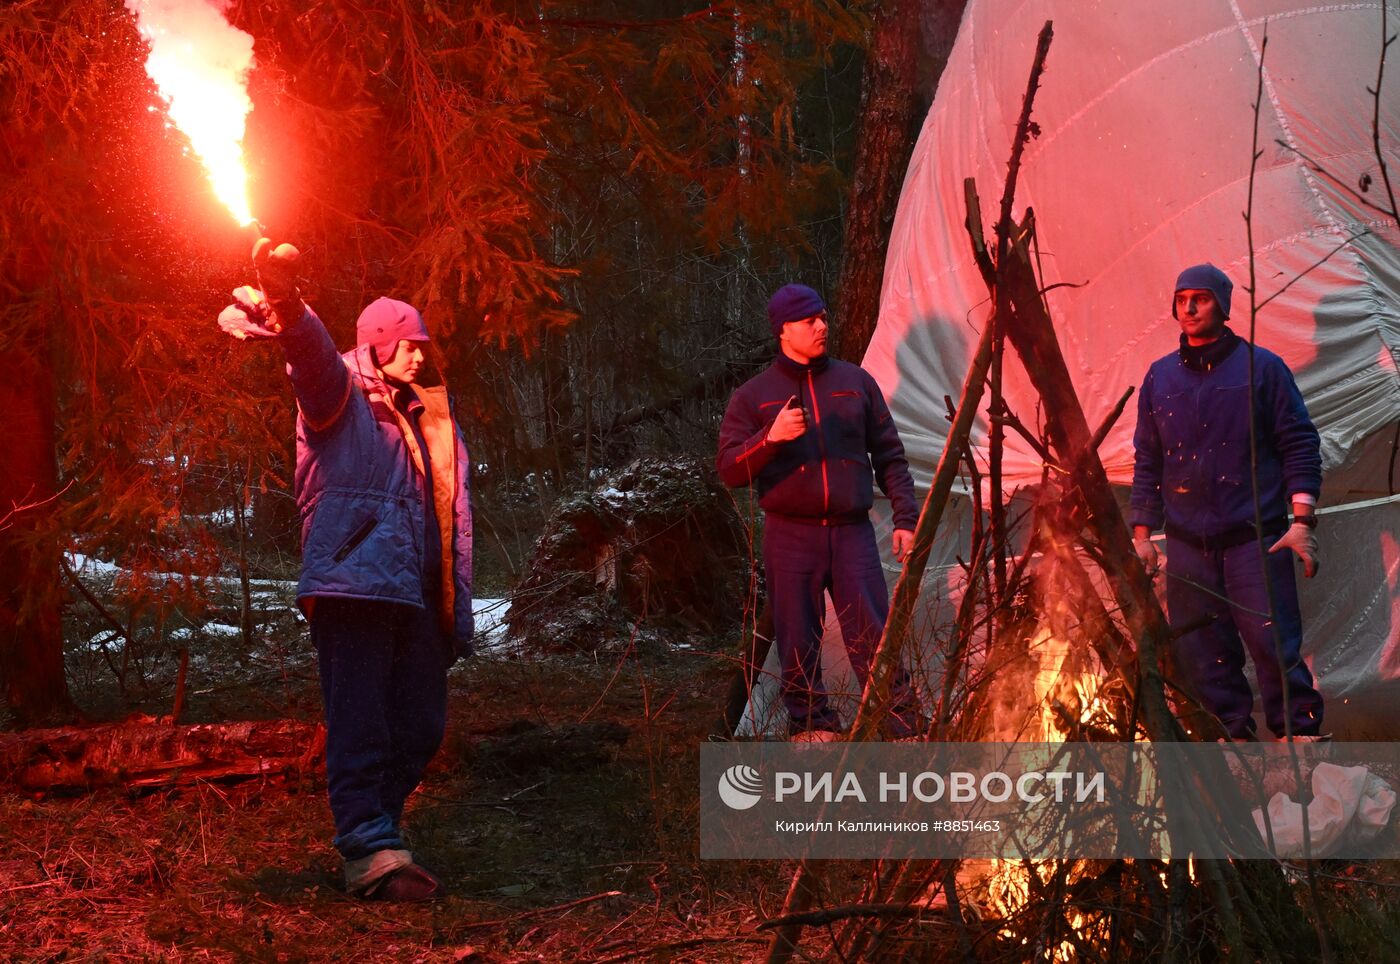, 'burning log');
0,719,324,794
